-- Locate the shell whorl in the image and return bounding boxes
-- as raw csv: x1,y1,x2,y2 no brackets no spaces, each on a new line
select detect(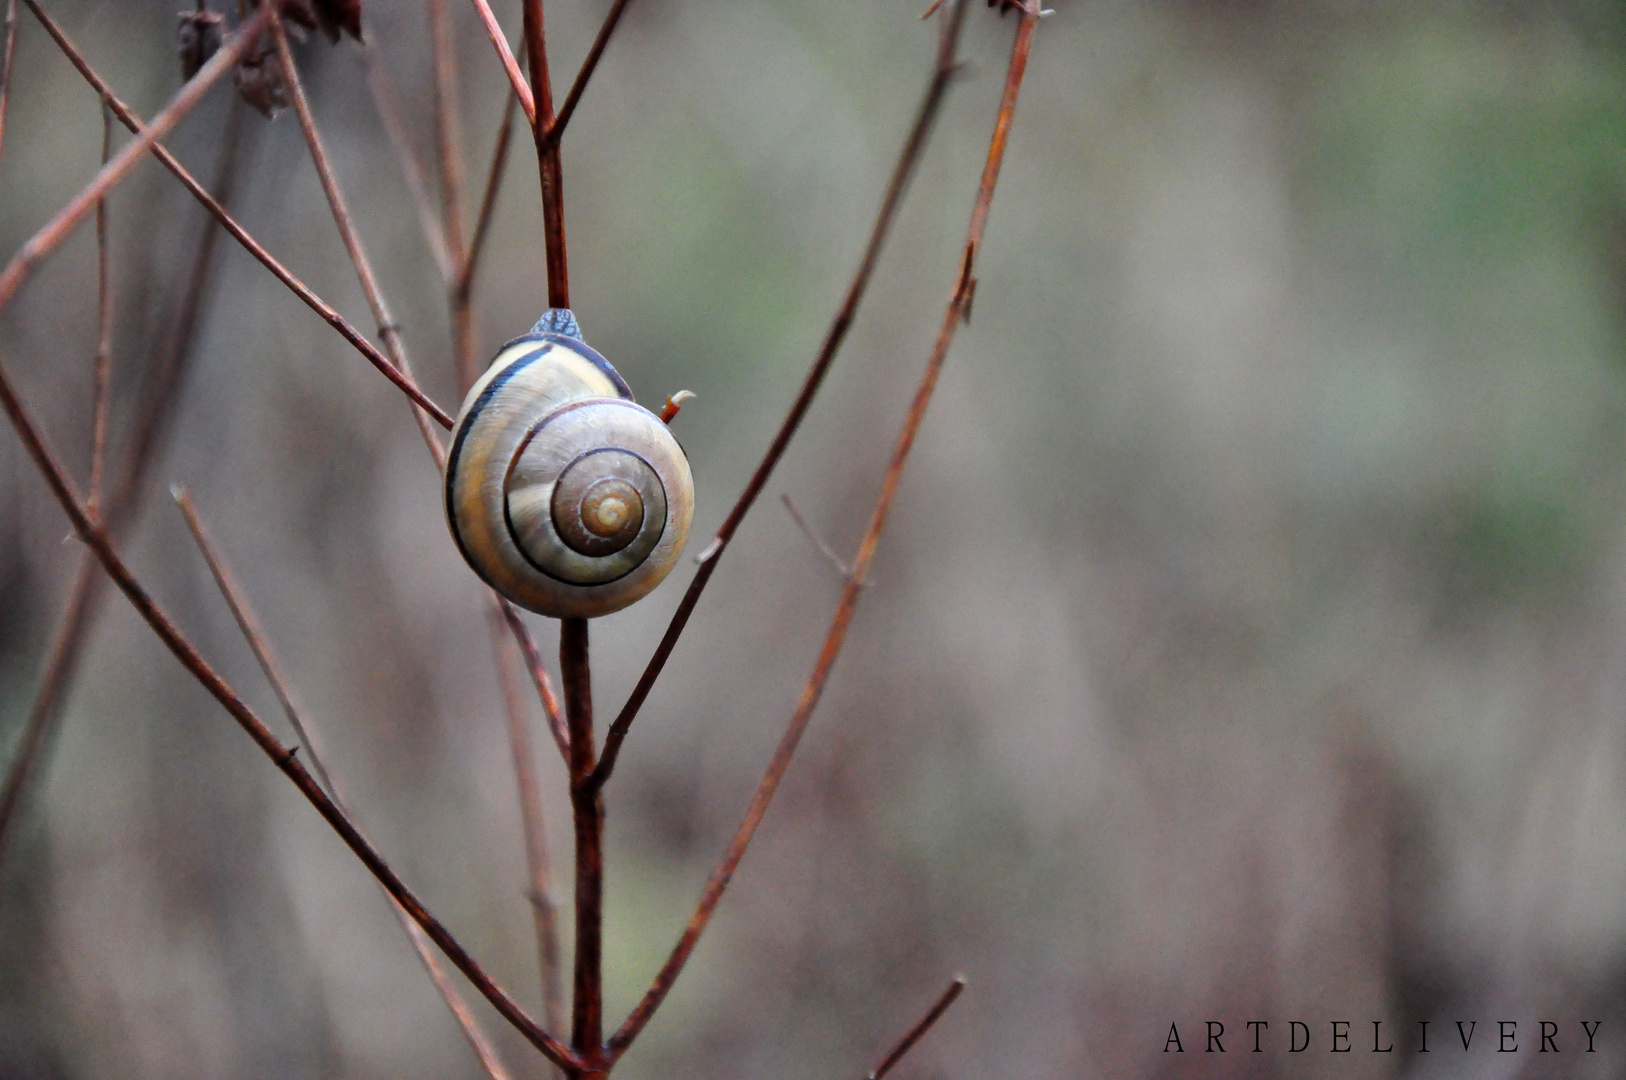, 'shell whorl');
445,323,693,618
